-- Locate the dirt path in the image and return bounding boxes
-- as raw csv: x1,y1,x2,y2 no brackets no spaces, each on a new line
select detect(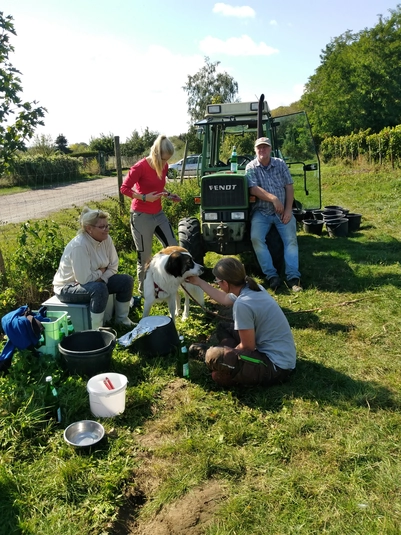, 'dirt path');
0,176,120,225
